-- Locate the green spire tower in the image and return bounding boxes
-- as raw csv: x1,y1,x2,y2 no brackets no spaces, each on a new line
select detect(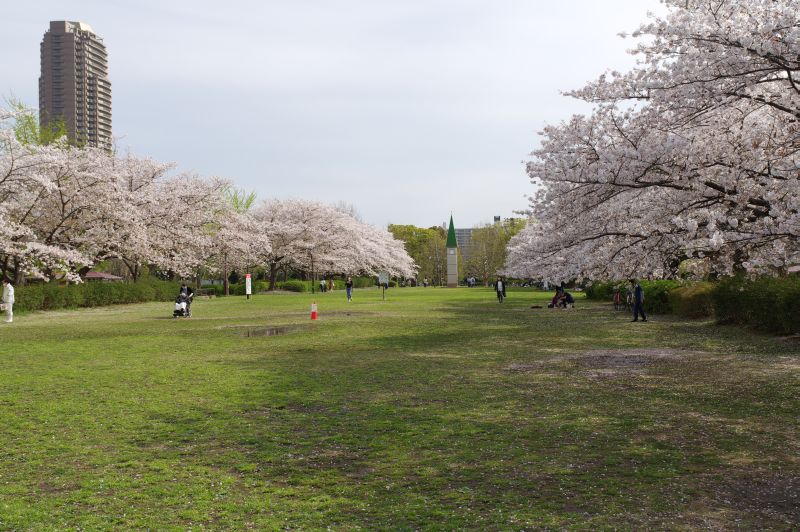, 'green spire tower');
446,214,458,287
